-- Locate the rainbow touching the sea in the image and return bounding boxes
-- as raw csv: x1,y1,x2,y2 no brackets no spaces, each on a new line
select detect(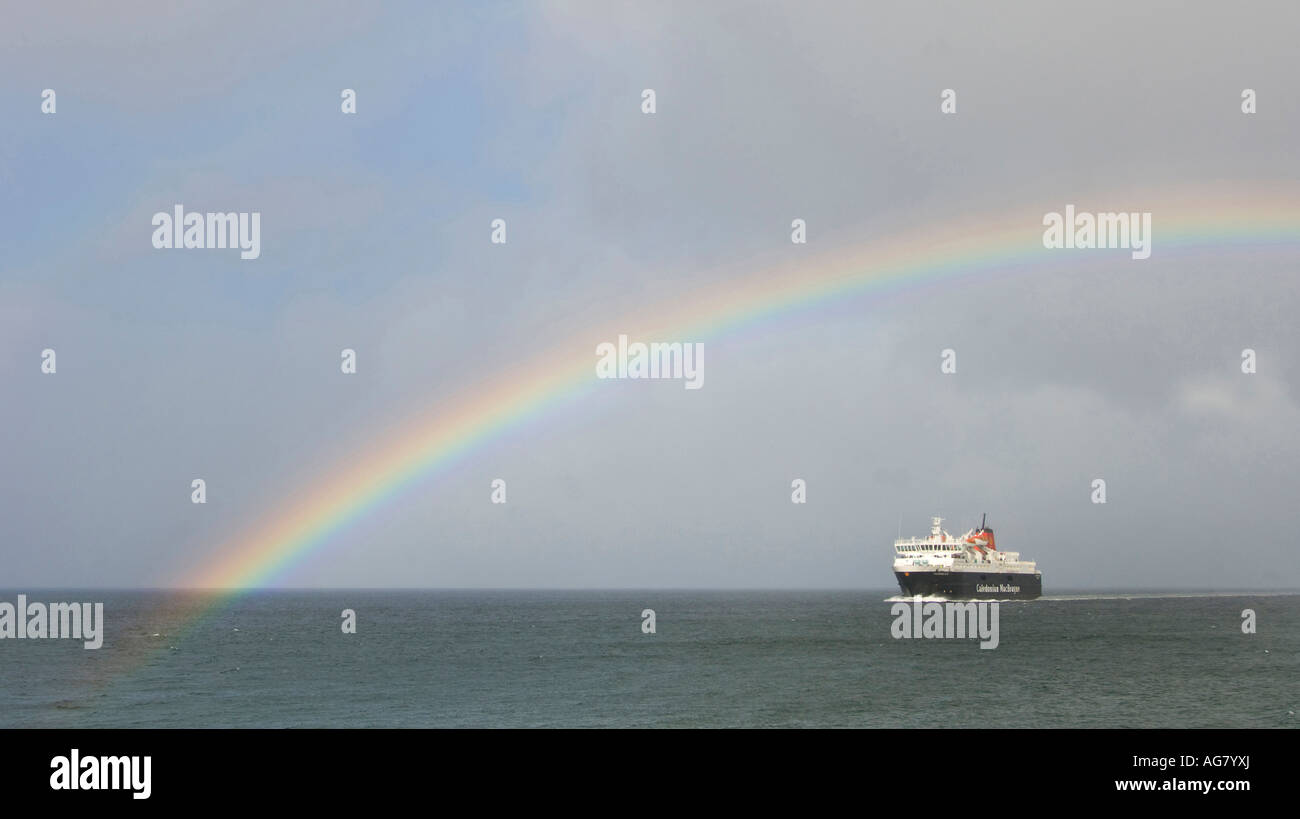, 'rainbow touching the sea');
180,186,1300,593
